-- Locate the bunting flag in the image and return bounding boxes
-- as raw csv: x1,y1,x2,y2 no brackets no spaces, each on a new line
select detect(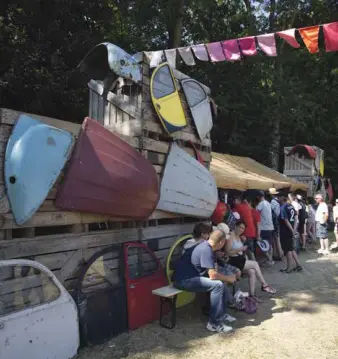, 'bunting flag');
276,29,300,48
257,33,277,56
323,22,338,52
178,47,196,66
222,39,241,61
164,49,177,68
142,21,338,69
238,37,257,56
206,42,226,62
191,44,209,61
299,25,320,54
